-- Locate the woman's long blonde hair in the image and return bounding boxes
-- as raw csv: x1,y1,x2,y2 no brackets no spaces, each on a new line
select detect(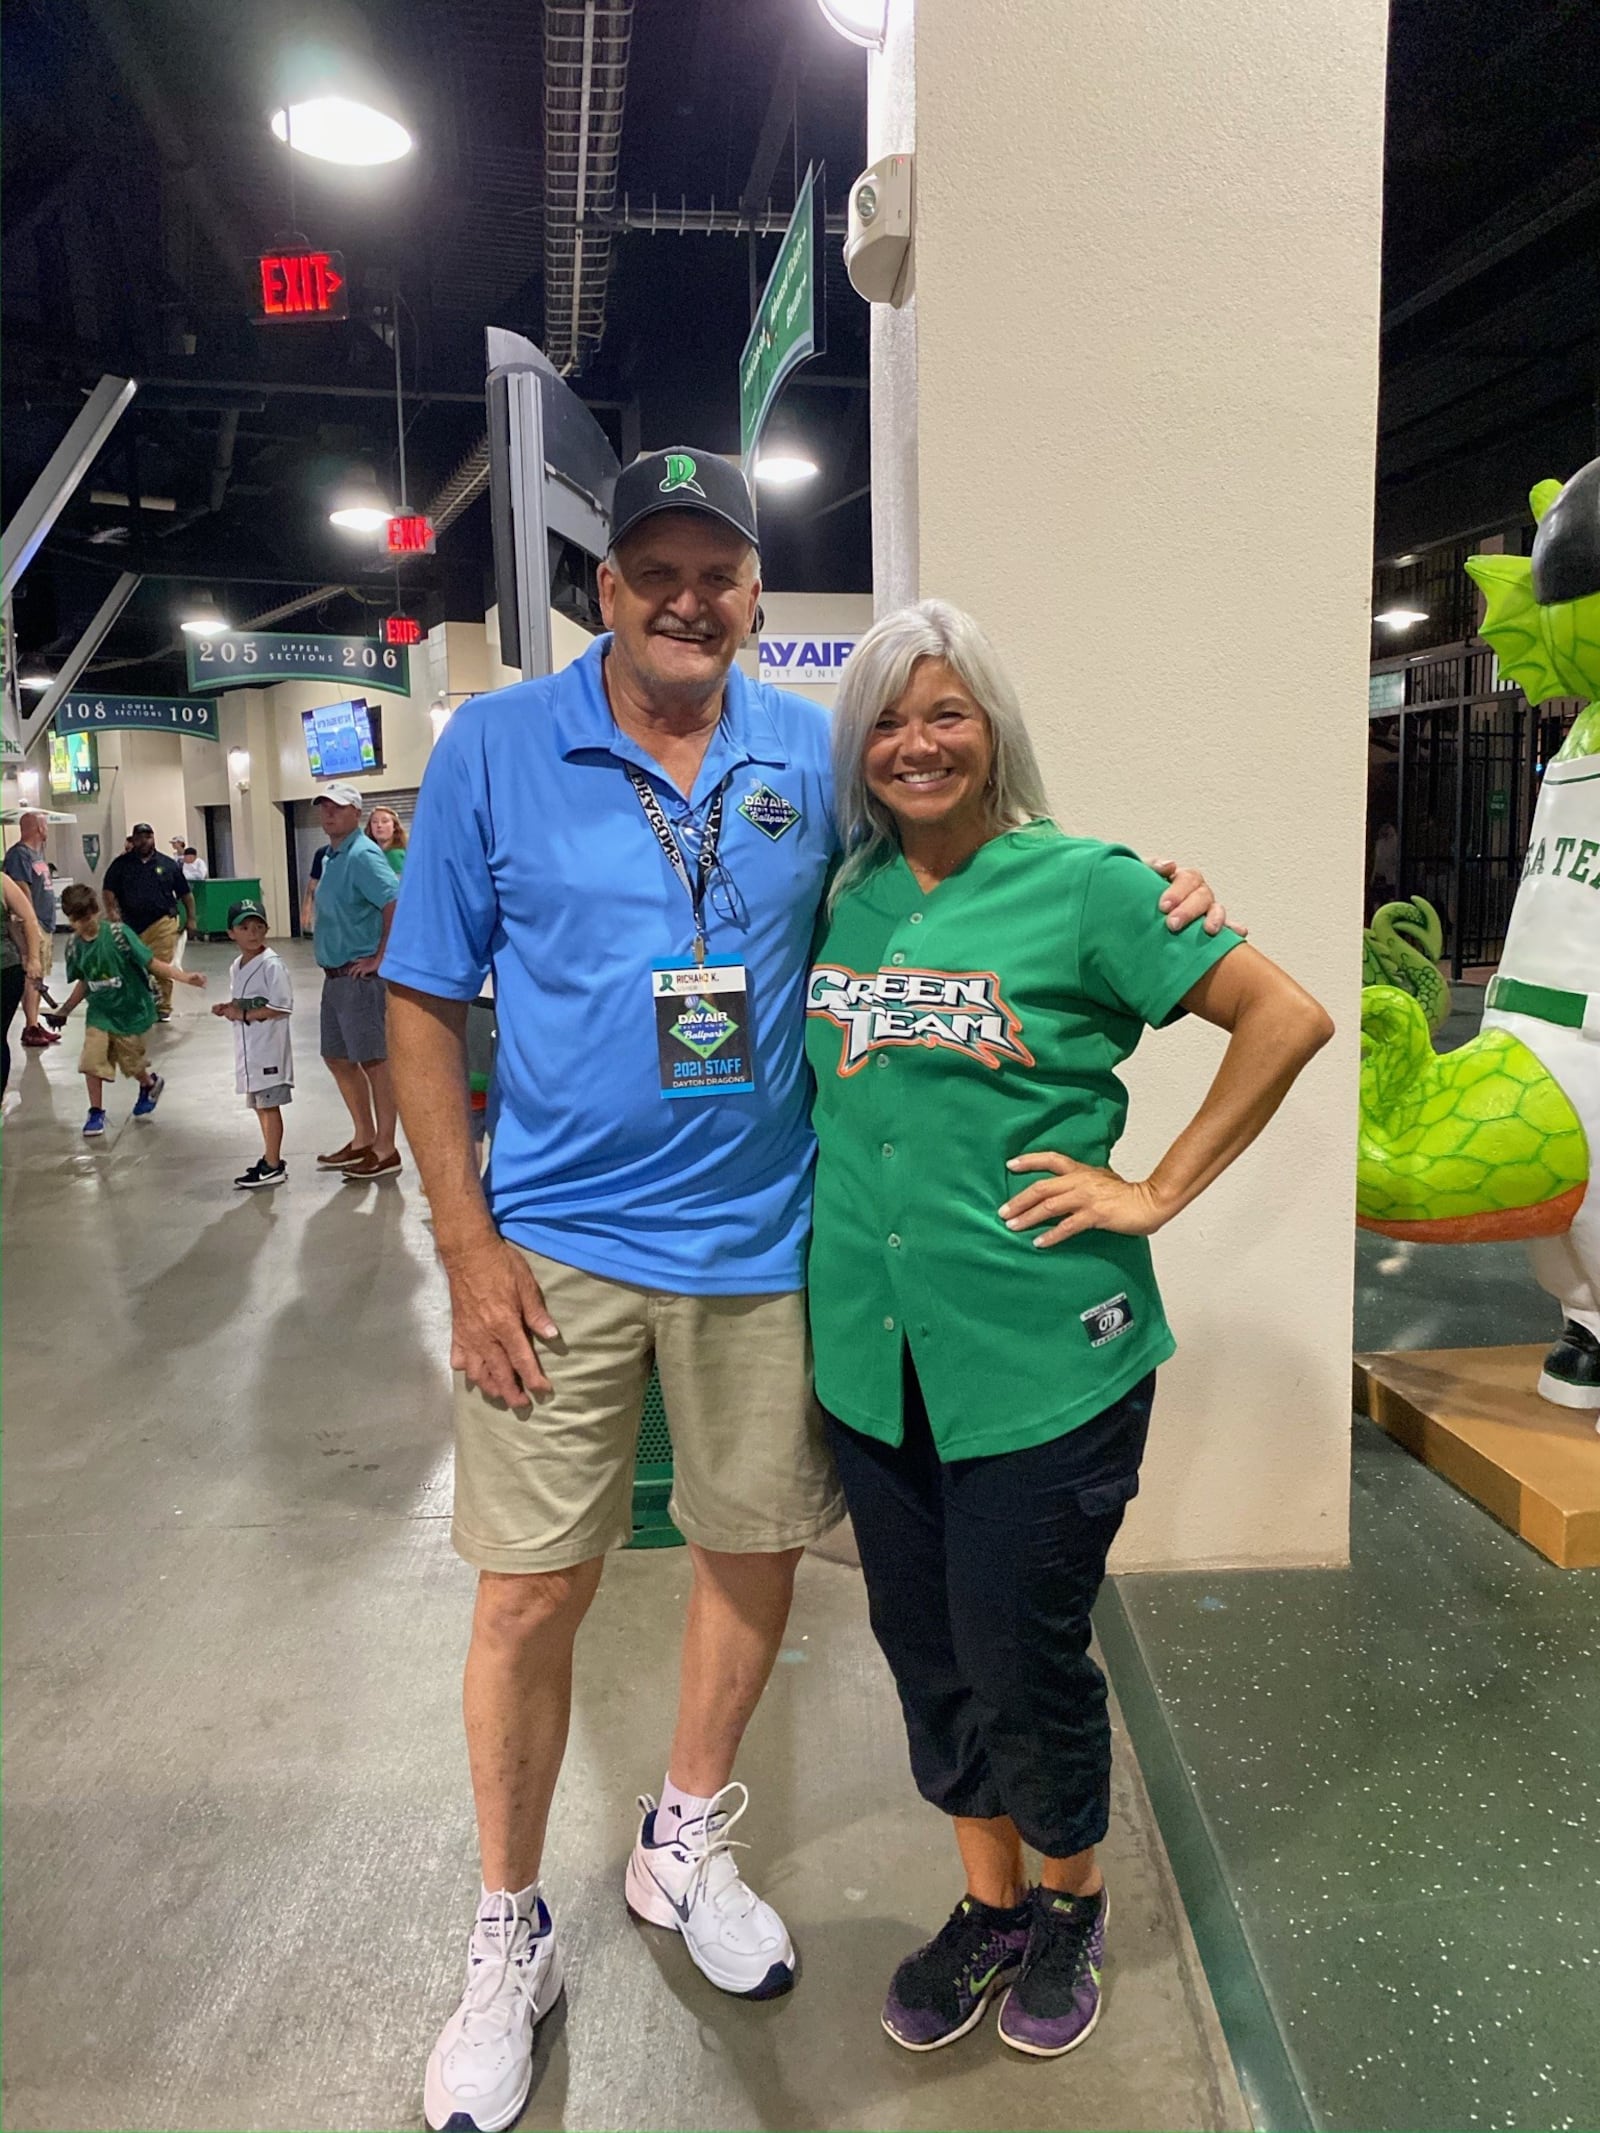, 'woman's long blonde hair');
828,599,1051,909
367,806,407,849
